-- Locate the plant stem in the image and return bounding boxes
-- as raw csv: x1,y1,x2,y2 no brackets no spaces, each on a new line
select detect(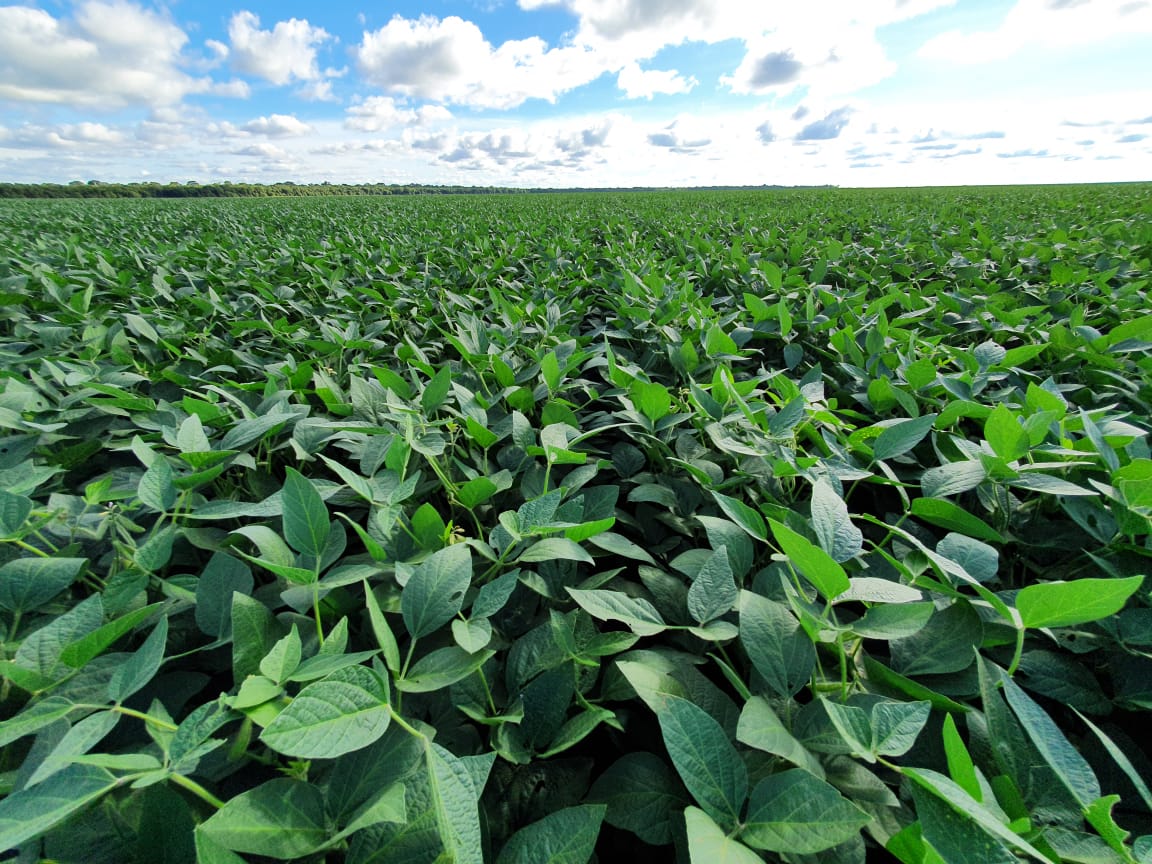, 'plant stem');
169,772,225,809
